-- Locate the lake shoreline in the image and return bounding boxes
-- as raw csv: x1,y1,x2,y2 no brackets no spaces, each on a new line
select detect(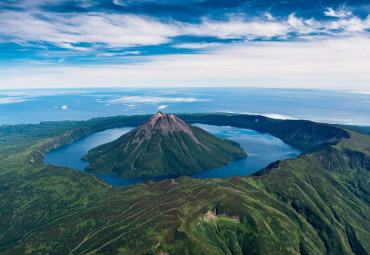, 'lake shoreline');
45,123,301,187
